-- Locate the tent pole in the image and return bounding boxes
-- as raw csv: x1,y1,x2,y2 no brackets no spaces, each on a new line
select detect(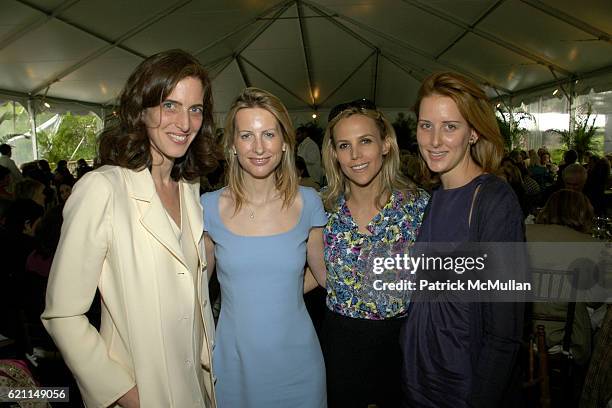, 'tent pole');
371,50,380,103
520,0,611,45
0,0,80,52
401,0,573,77
380,53,425,84
296,0,316,107
235,56,252,87
304,0,511,94
319,50,376,106
27,98,39,160
240,56,313,108
194,0,295,57
434,0,506,60
29,0,193,95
